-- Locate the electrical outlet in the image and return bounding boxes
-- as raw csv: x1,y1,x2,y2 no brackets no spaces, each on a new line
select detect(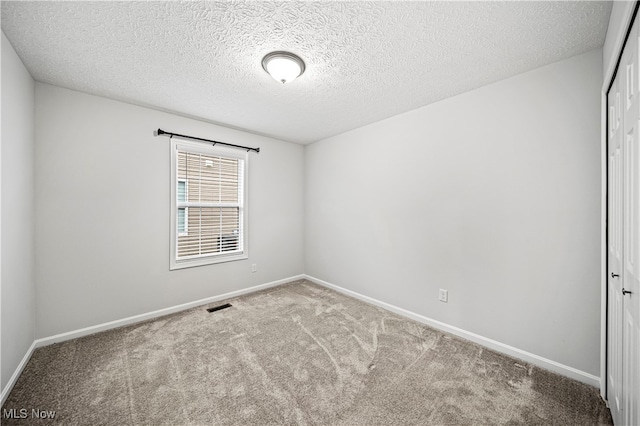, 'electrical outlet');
251,264,257,273
439,289,448,303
